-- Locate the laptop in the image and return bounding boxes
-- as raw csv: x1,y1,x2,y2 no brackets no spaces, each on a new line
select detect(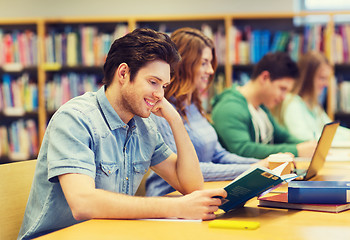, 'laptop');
294,121,340,180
